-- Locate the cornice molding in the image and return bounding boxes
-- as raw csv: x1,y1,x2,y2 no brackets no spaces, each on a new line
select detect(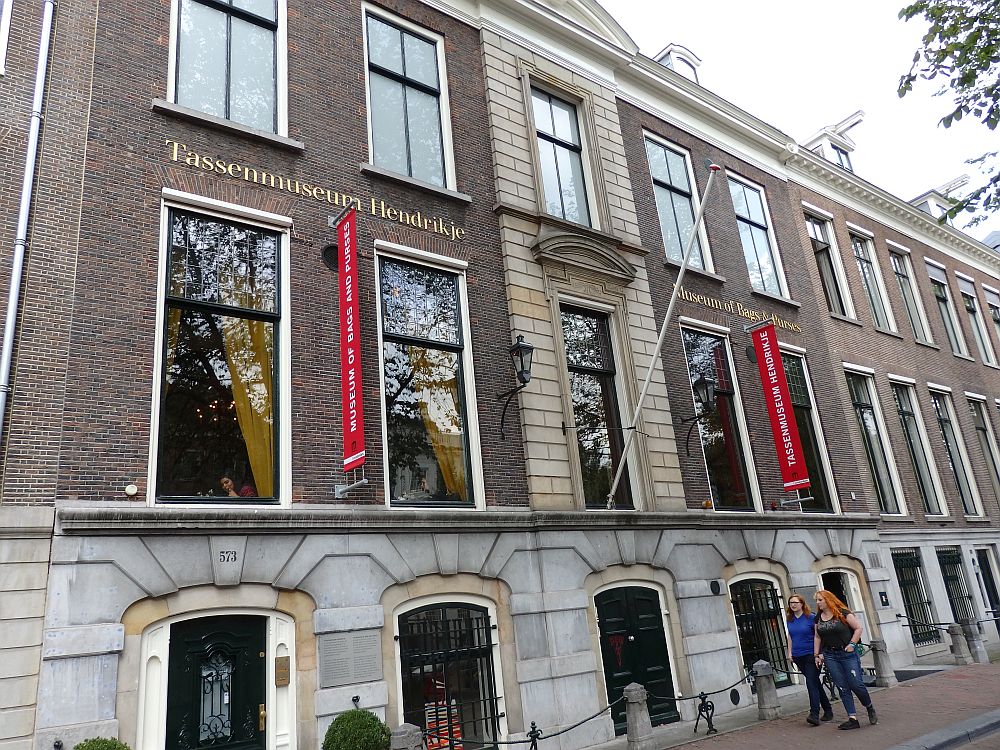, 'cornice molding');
531,224,636,283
